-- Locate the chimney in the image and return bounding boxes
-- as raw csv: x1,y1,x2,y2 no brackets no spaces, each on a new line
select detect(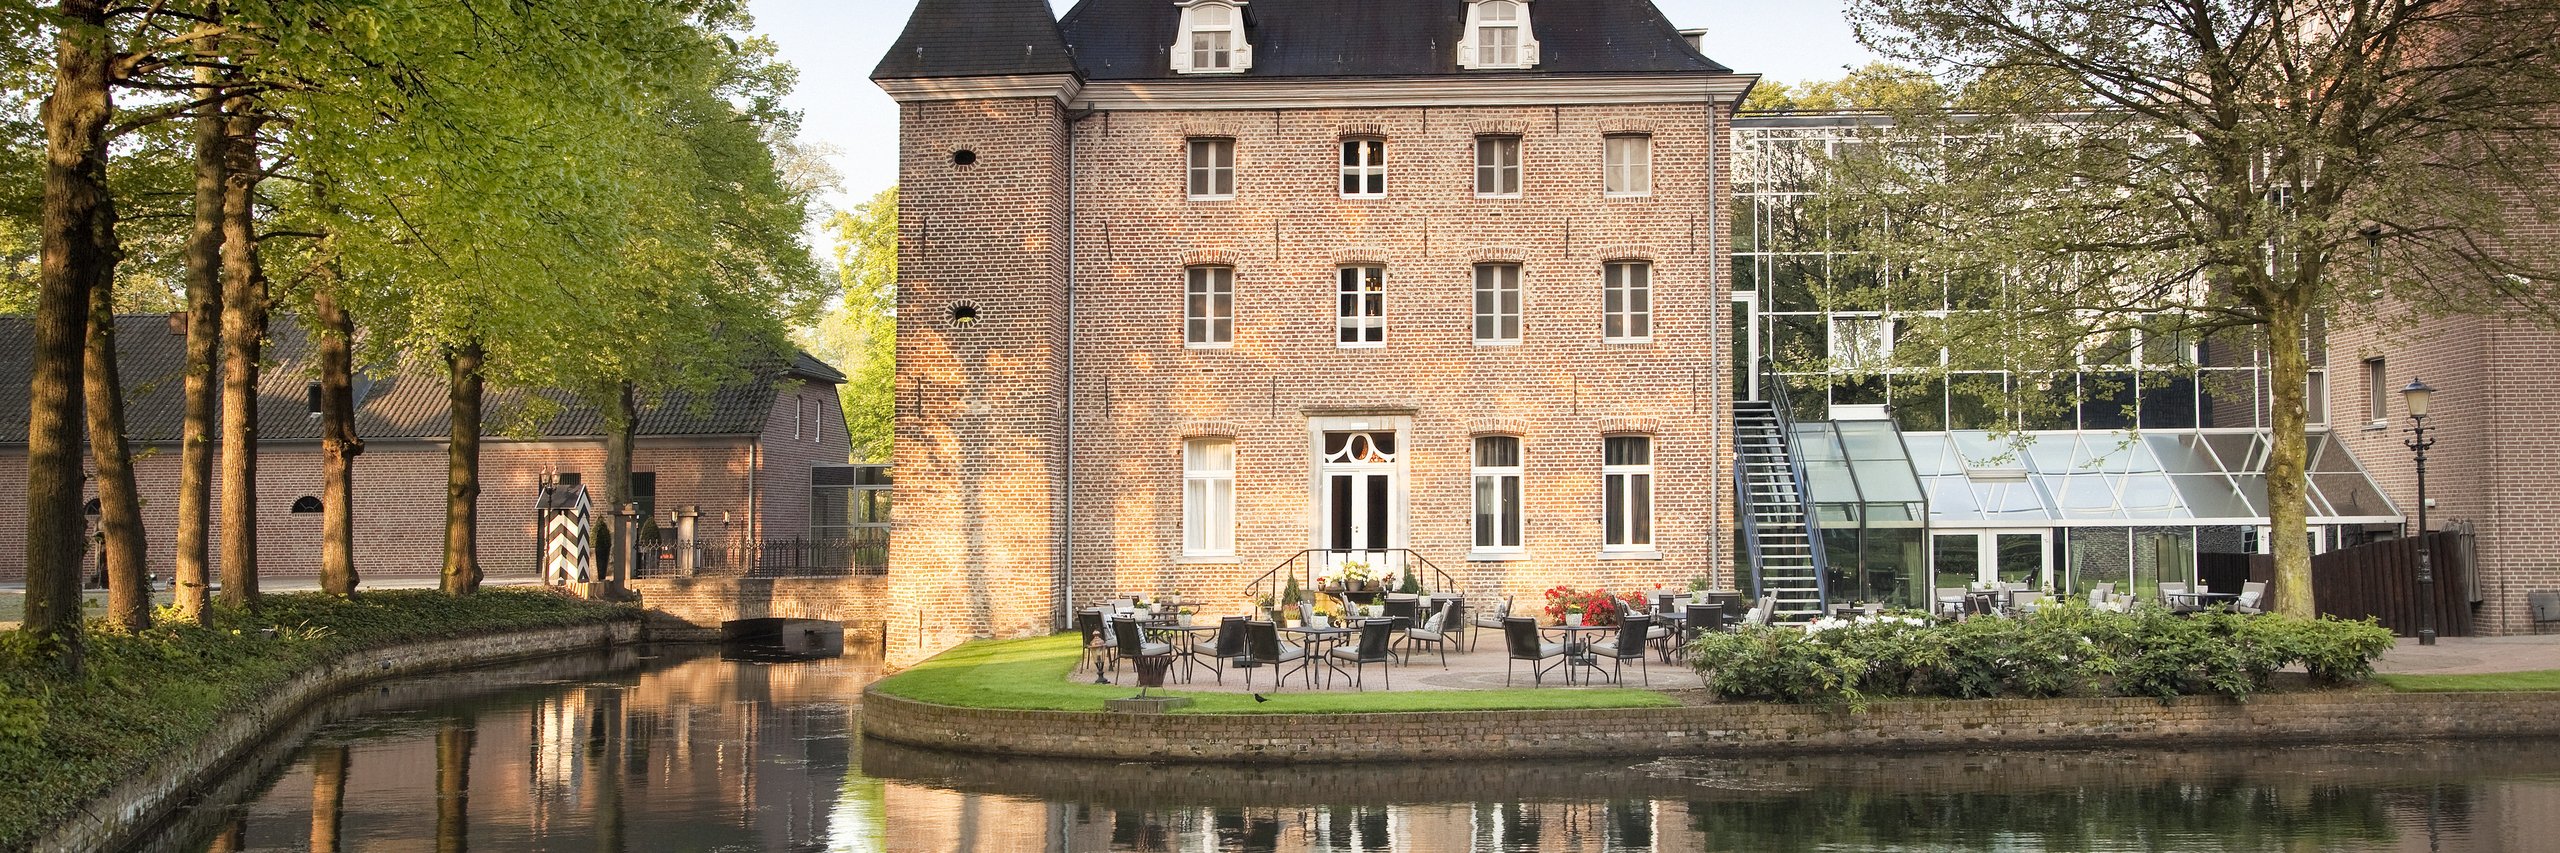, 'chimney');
166,311,187,335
